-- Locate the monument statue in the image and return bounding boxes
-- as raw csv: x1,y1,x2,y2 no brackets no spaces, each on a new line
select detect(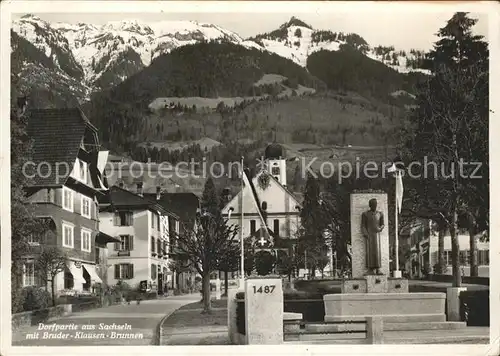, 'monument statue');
361,198,385,275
